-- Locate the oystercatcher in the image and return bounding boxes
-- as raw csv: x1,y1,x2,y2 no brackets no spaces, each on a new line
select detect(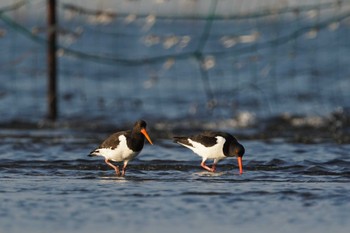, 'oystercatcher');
174,131,245,174
89,120,153,176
